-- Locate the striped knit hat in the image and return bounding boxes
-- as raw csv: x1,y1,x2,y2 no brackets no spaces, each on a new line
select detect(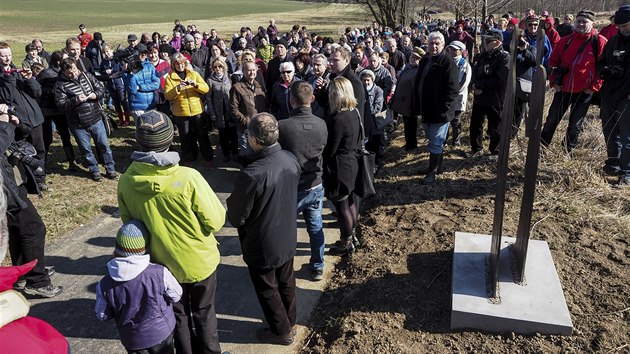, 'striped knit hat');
136,110,174,152
115,220,149,257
